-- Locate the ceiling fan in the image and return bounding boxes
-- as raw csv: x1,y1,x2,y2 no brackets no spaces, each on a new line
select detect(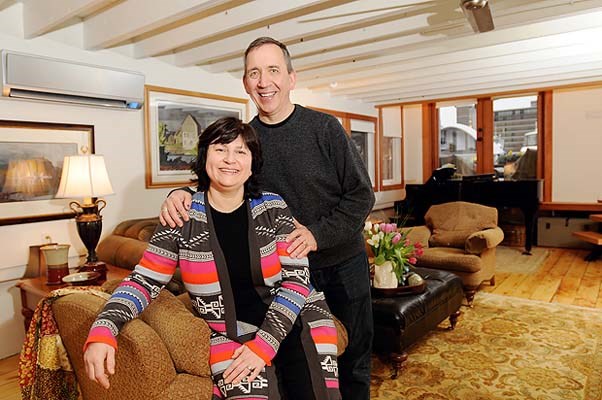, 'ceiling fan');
460,0,494,33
